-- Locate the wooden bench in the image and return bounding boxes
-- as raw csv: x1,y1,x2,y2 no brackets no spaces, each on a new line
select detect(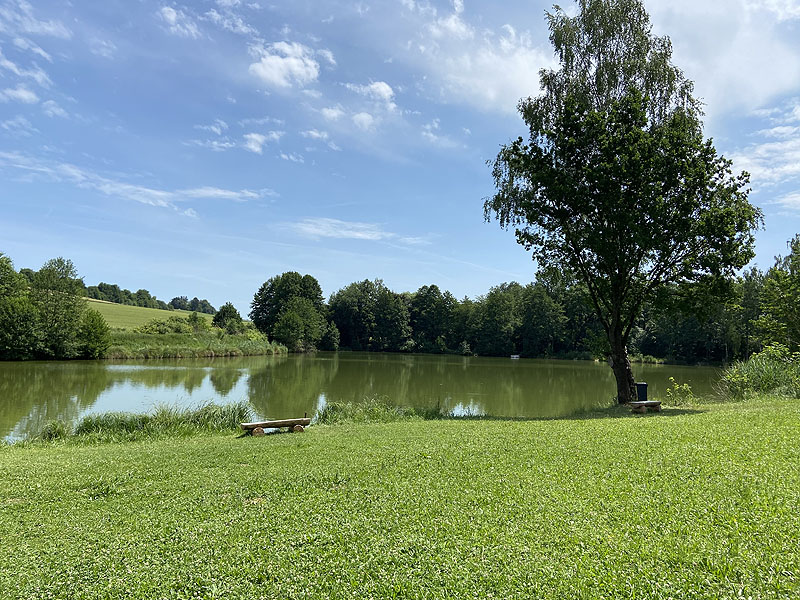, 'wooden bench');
241,417,311,436
629,400,662,414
